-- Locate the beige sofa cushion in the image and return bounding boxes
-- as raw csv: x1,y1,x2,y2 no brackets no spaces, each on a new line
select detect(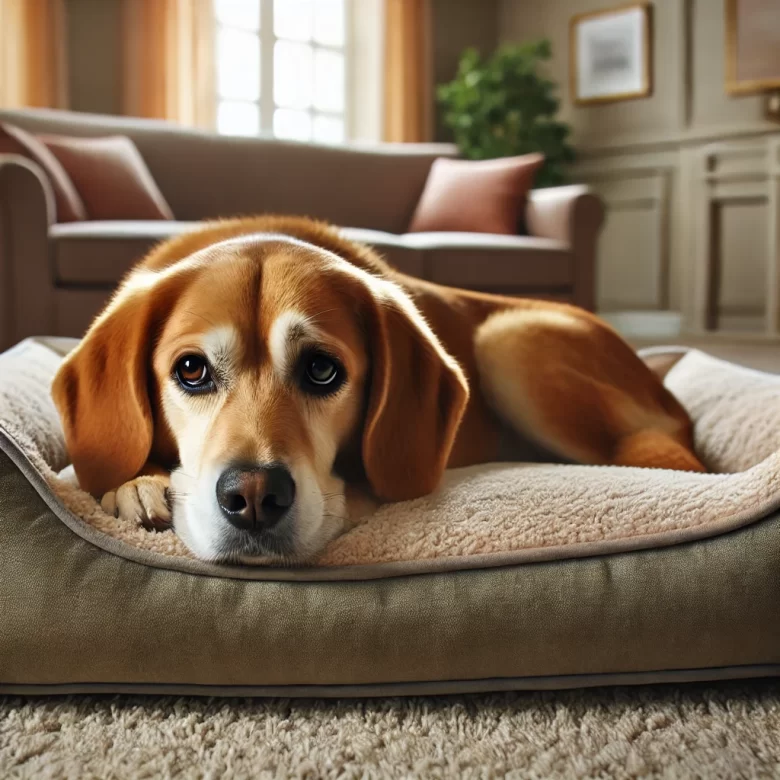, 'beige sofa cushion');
52,221,572,291
51,222,198,285
402,232,571,292
339,227,424,276
51,222,427,285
